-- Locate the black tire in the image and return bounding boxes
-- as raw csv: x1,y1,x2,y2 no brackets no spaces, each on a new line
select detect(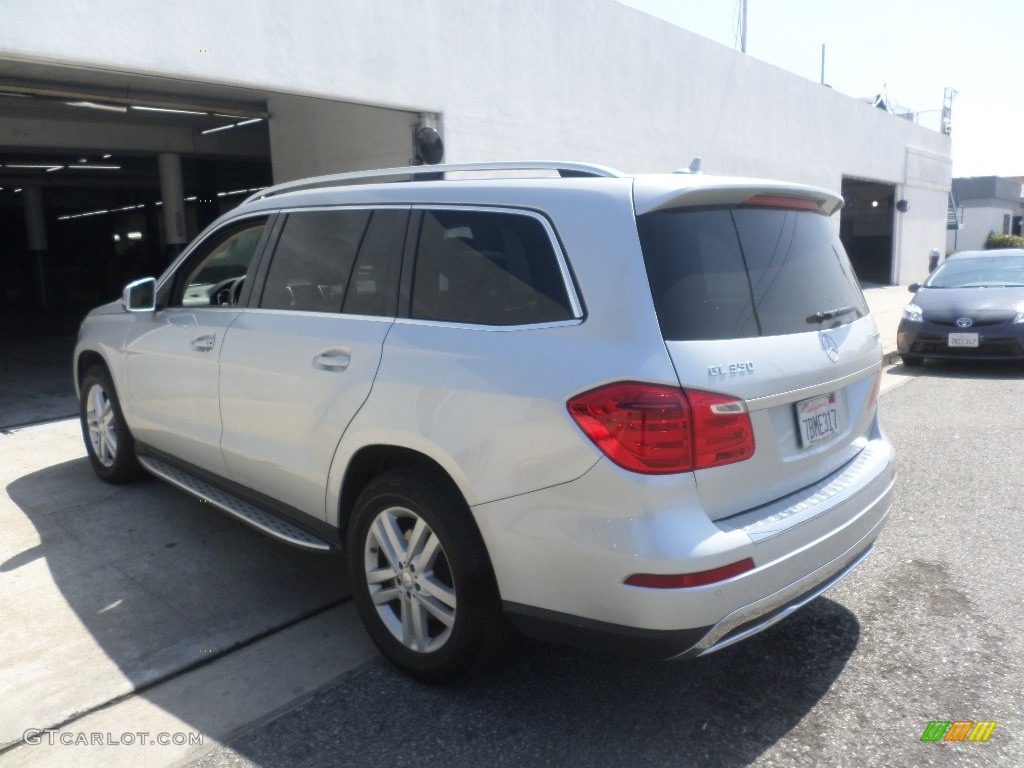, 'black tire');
347,467,513,682
79,364,143,484
901,355,923,368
